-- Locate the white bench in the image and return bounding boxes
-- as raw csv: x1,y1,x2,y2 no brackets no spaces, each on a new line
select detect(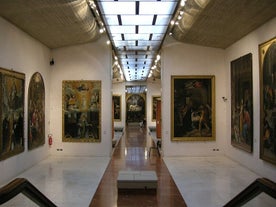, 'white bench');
117,170,158,190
